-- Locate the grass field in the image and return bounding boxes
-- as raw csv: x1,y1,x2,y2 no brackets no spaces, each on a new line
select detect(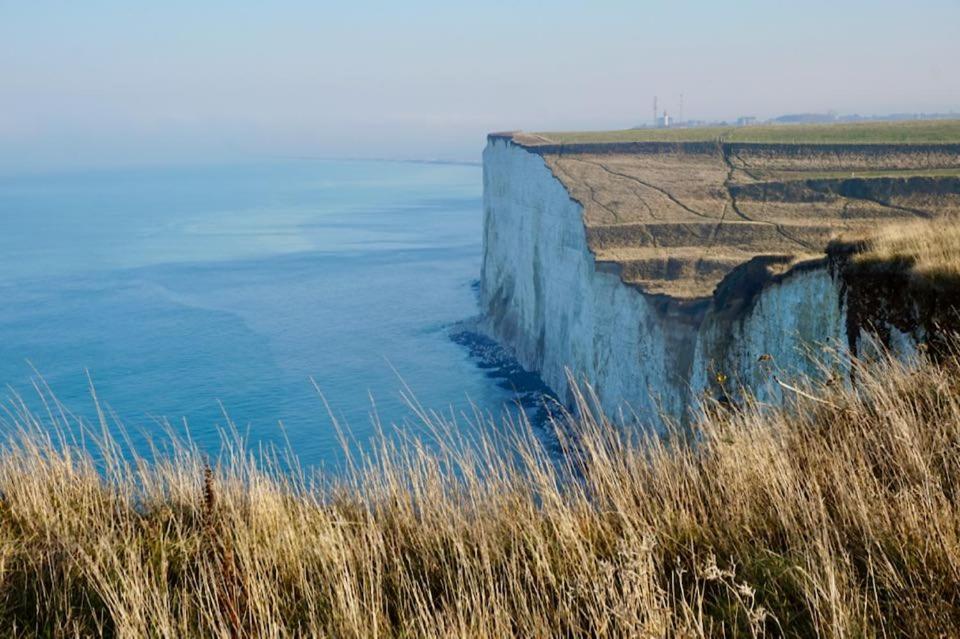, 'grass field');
537,118,960,145
3,333,960,635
